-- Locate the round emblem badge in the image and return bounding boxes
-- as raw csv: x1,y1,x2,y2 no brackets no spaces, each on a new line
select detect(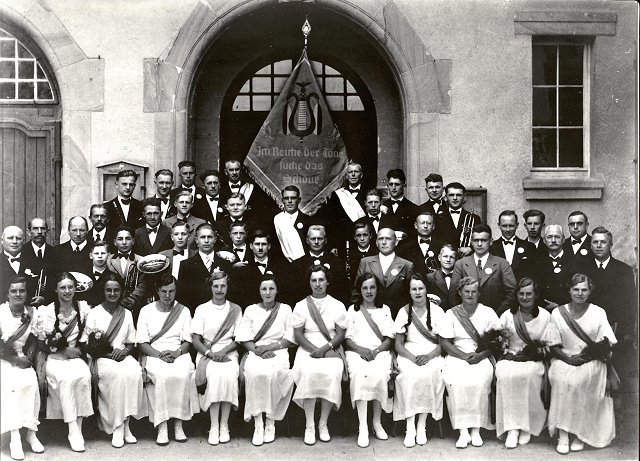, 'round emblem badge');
427,251,434,257
314,259,321,265
517,247,524,254
296,222,303,229
580,248,588,256
485,267,493,275
217,207,224,213
553,267,562,274
196,194,202,200
390,268,399,276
